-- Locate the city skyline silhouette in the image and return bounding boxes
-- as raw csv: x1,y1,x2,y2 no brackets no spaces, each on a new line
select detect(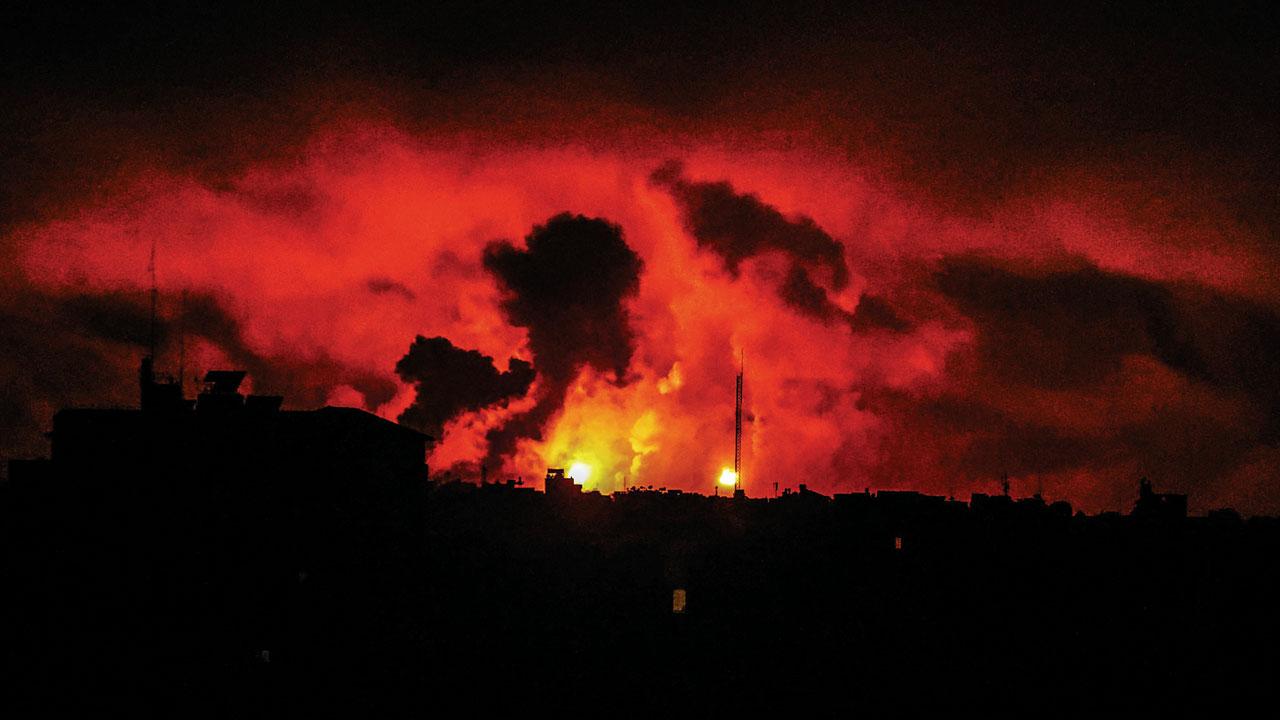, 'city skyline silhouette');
3,2,1278,713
